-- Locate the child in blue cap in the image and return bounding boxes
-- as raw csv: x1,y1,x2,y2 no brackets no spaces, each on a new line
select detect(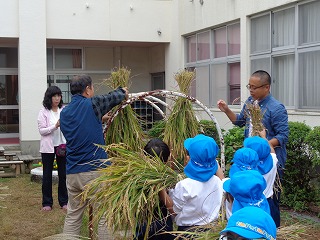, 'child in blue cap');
223,147,260,219
244,135,279,227
159,134,223,231
220,206,276,240
228,147,260,178
223,170,270,215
